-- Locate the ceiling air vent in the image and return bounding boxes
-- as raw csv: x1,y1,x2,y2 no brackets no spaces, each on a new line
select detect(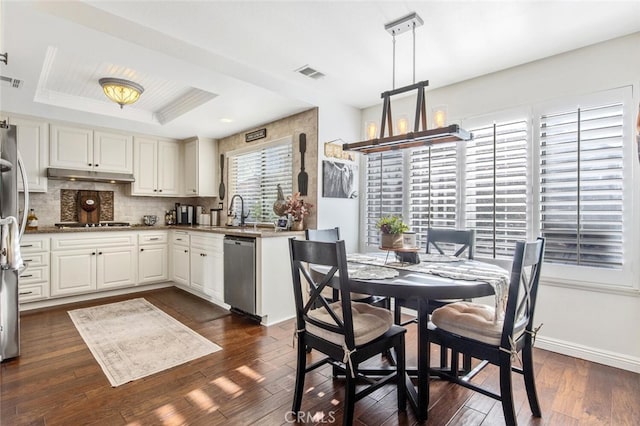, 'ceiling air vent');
295,65,325,80
0,75,23,89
